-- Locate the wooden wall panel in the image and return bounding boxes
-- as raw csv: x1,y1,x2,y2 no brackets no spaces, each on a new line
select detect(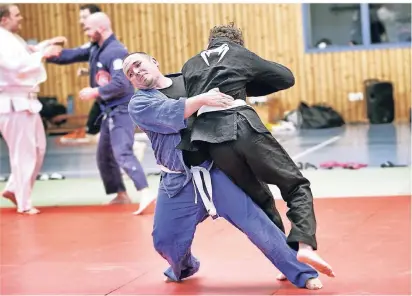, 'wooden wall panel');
17,3,411,122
